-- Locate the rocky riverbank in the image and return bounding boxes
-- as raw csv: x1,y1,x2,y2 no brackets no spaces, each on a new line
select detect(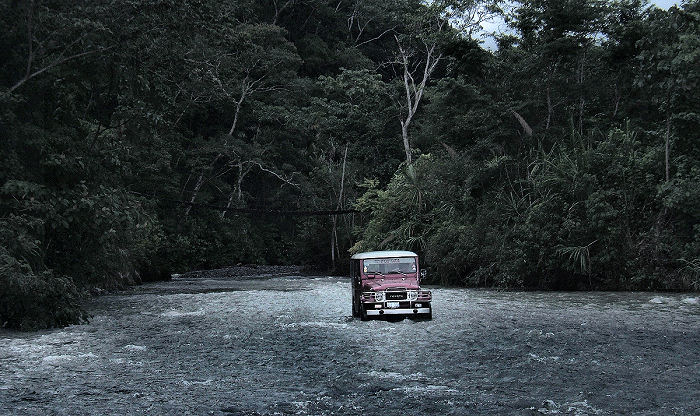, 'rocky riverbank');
174,264,308,280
